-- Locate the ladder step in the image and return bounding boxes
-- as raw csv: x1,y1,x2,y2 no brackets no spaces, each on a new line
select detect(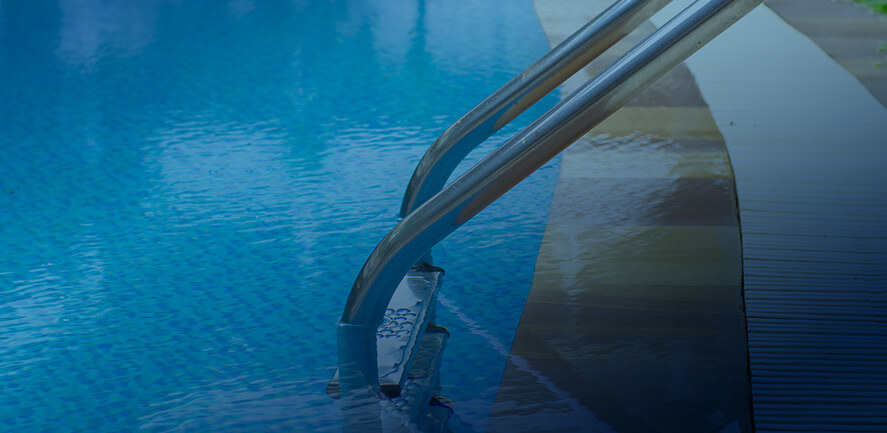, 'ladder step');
377,266,445,394
327,265,445,399
392,324,450,417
